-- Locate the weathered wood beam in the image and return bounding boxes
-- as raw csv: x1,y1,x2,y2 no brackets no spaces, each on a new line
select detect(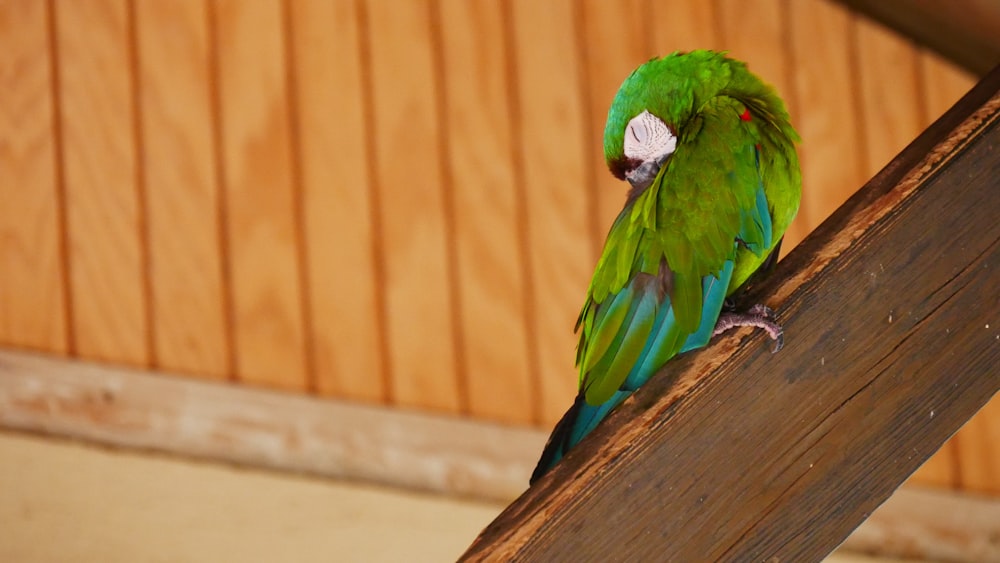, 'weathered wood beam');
461,67,1000,561
836,0,1000,75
